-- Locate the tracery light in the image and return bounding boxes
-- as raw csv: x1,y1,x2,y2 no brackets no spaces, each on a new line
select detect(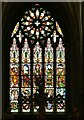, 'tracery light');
21,5,55,42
